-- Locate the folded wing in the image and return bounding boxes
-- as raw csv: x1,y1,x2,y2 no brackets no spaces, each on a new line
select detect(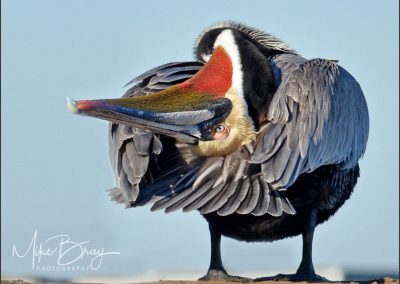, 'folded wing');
252,54,369,189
